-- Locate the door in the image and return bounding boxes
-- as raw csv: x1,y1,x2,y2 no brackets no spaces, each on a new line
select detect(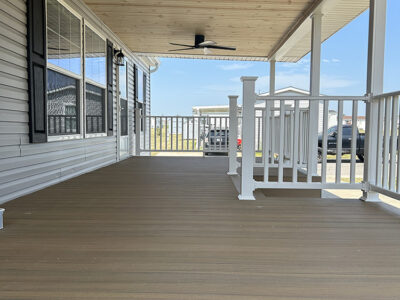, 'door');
118,62,129,159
